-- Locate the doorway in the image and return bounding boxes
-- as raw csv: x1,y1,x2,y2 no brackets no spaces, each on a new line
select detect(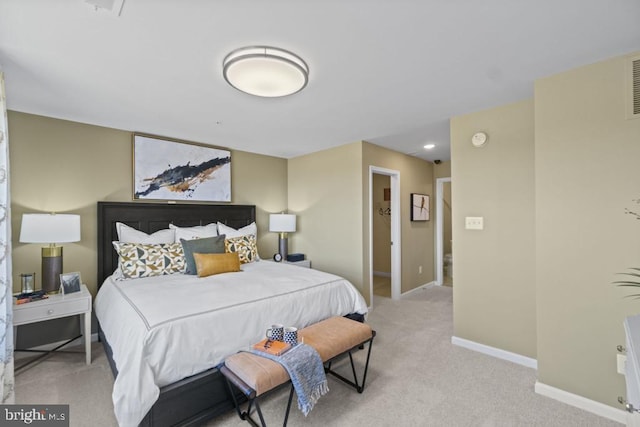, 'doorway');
372,174,391,297
435,177,452,286
369,166,401,305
